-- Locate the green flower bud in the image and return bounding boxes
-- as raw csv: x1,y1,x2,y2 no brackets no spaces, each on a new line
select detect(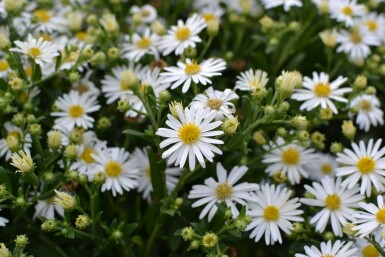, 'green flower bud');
75,214,90,229
202,232,218,248
181,226,194,241
14,234,29,248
